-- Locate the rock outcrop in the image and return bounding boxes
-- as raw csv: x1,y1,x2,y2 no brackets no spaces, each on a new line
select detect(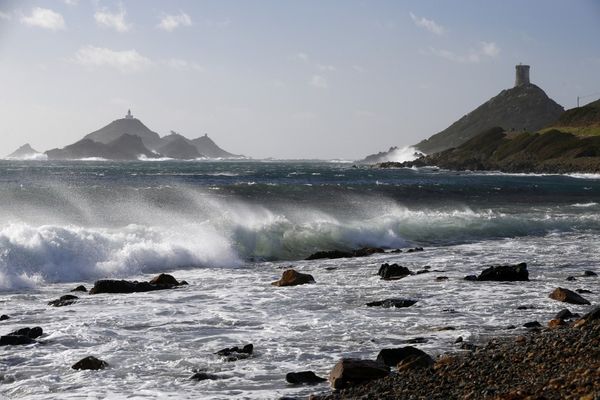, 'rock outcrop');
328,358,389,390
548,287,591,305
271,269,315,287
